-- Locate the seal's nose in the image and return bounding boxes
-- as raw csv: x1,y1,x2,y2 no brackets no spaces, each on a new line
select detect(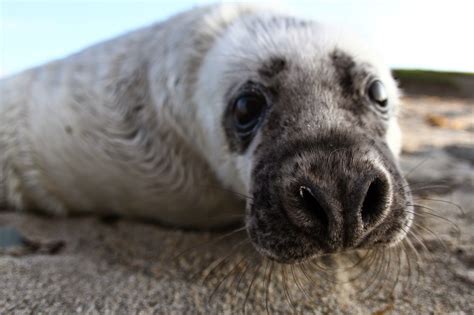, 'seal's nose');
289,171,391,250
358,176,391,233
